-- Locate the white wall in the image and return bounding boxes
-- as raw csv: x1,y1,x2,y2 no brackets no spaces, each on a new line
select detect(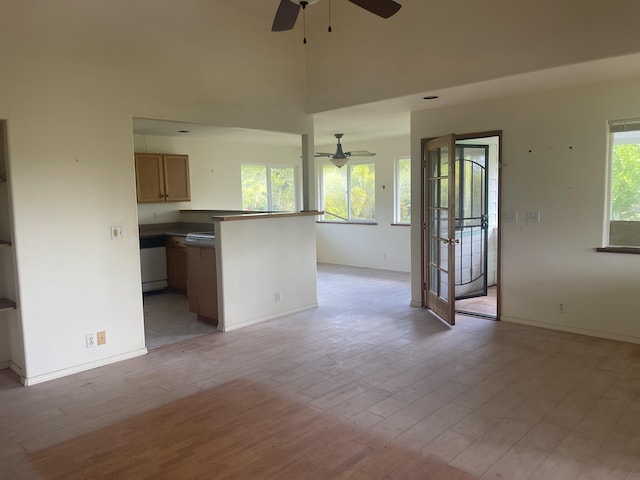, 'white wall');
411,75,640,343
216,215,318,331
315,135,411,272
133,135,302,224
306,0,640,112
0,0,307,384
